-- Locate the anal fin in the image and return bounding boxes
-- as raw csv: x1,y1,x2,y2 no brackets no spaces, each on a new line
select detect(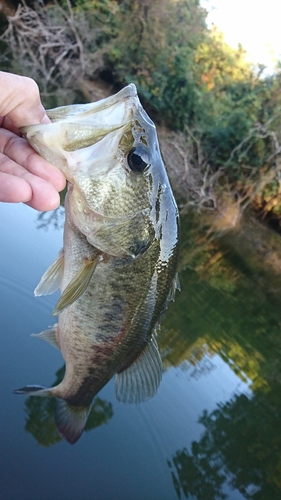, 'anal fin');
31,324,60,350
115,334,162,404
34,250,64,296
52,256,101,316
